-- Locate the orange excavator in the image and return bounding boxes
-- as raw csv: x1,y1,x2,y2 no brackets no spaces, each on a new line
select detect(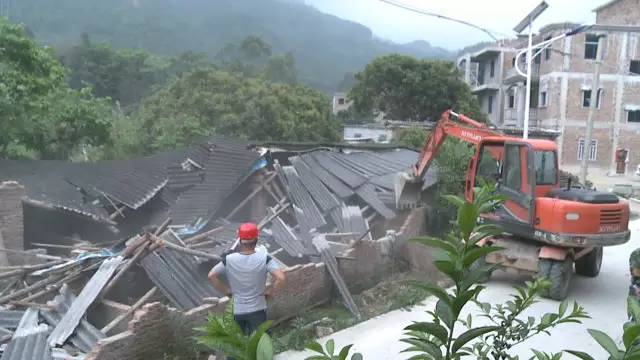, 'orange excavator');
395,109,630,300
